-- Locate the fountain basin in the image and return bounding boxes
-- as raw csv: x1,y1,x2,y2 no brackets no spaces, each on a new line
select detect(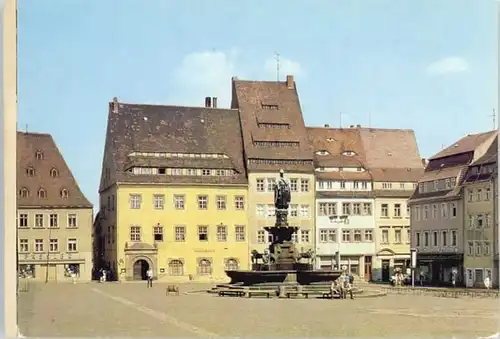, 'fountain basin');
225,269,343,286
